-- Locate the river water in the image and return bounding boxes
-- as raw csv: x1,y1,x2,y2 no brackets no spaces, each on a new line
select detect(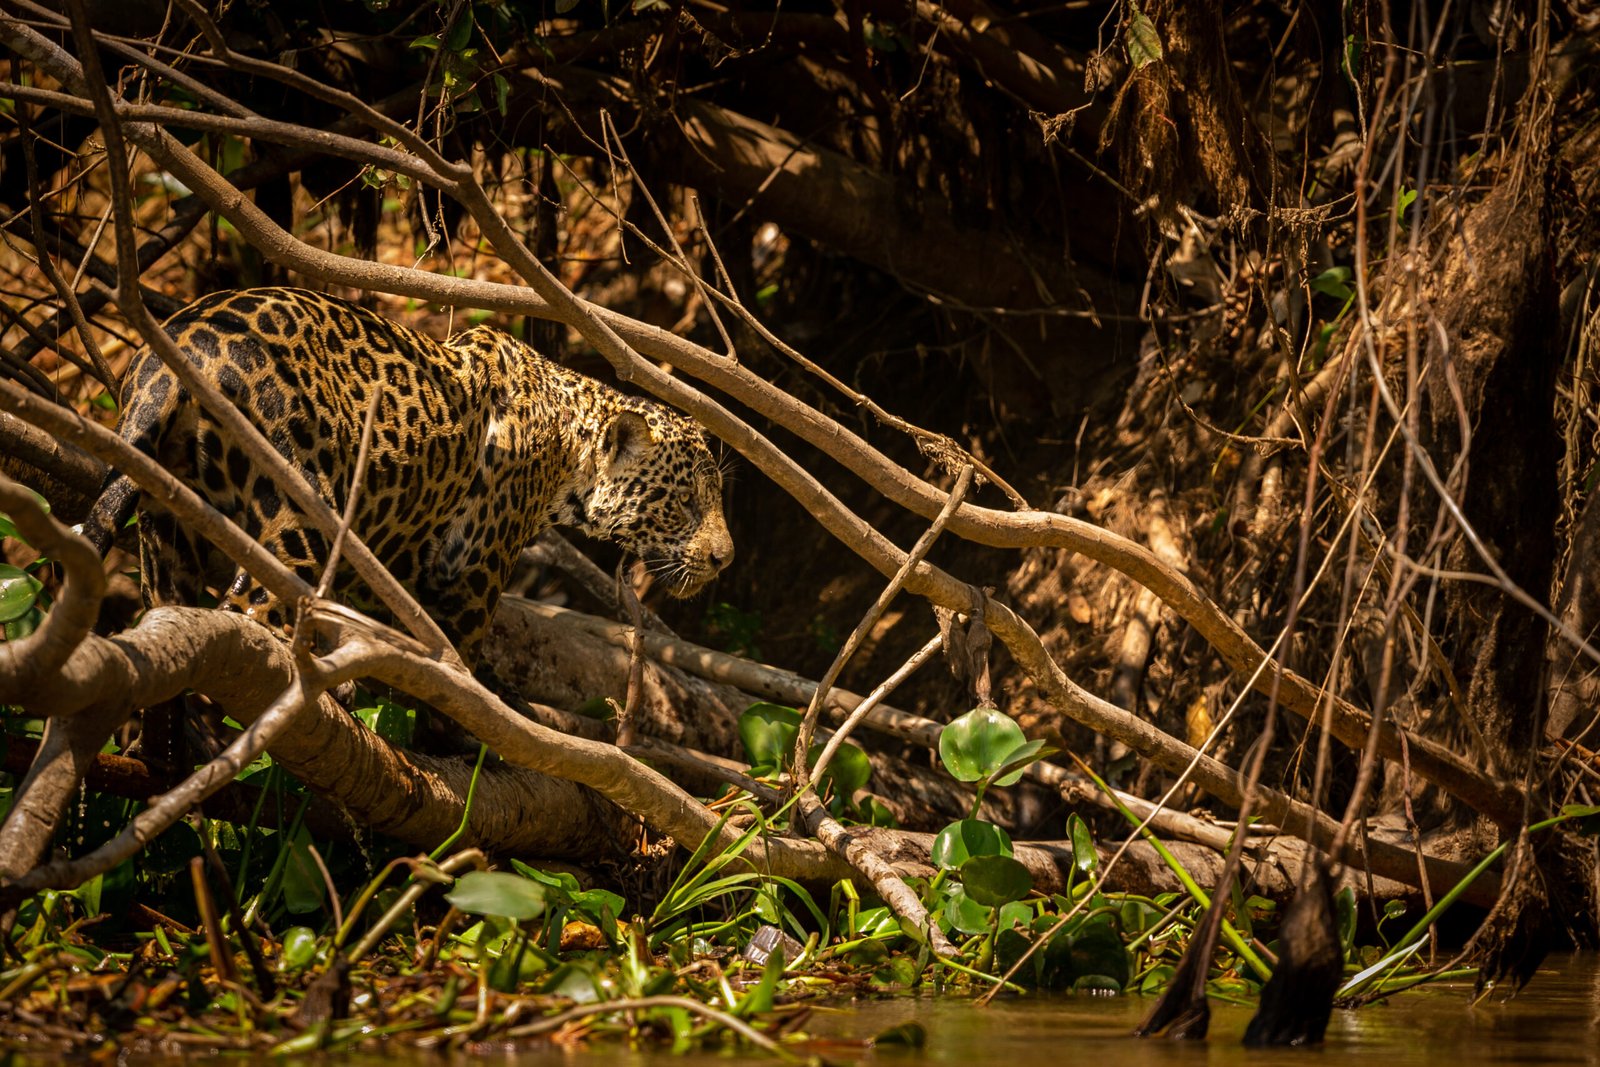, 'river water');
411,951,1599,1067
